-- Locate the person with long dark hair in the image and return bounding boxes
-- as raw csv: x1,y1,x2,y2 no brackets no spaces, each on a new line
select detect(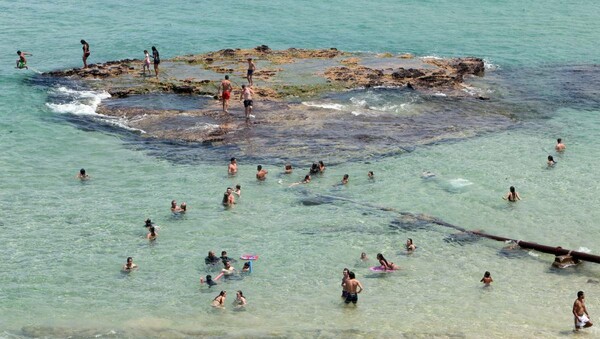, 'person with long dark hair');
81,40,90,68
